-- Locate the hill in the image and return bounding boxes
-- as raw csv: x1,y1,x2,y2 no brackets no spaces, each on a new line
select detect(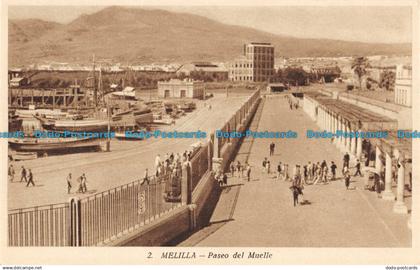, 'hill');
8,6,411,66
